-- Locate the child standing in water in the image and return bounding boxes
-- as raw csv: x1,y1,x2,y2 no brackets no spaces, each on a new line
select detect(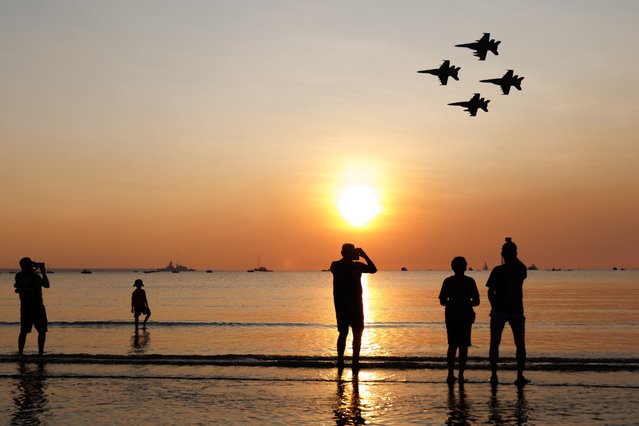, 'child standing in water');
131,279,151,329
438,256,480,384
